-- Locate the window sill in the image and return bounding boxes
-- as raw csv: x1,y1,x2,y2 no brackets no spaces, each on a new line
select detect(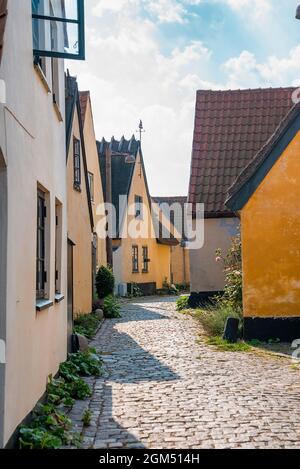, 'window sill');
142,270,149,274
55,294,65,304
132,271,139,274
34,62,51,94
36,299,54,312
53,100,63,122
